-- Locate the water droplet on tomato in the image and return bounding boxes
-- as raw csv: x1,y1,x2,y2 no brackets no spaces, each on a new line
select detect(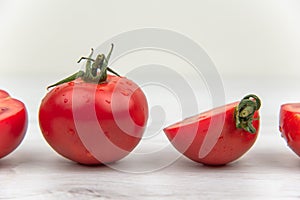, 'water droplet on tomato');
68,129,75,135
104,131,110,138
86,151,93,157
0,107,7,112
64,99,68,103
105,99,111,104
68,82,74,86
0,107,8,115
